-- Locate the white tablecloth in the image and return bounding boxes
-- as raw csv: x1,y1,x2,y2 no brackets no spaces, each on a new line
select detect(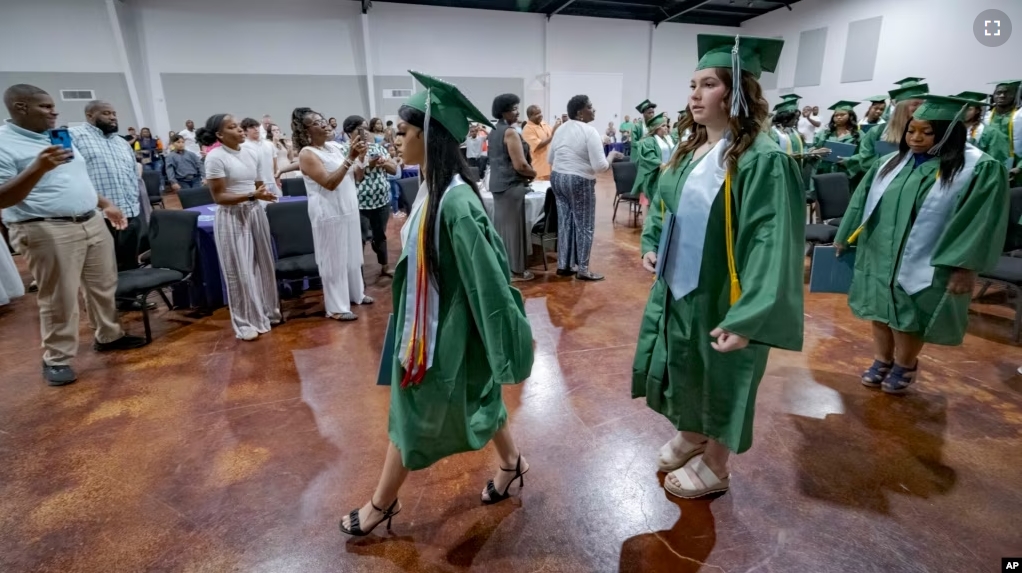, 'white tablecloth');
480,182,548,234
